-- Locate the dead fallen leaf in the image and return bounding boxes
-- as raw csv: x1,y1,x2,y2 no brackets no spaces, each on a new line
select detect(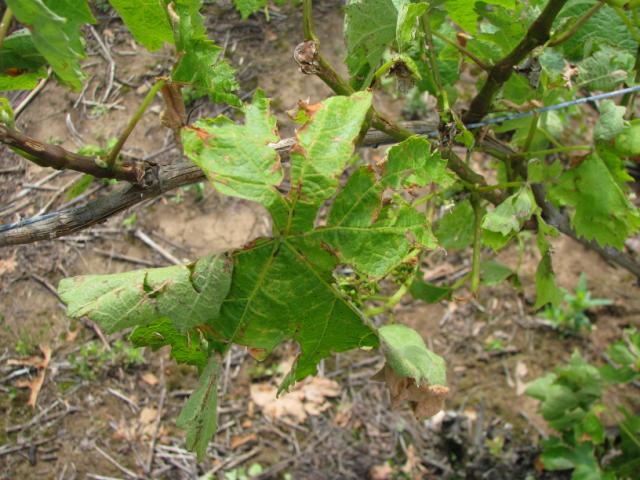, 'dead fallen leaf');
230,433,258,450
141,372,159,386
250,376,341,424
65,328,79,343
333,403,352,427
0,255,17,276
562,63,579,88
401,444,422,477
12,345,51,408
515,361,528,396
374,365,449,419
369,463,393,480
139,407,158,425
